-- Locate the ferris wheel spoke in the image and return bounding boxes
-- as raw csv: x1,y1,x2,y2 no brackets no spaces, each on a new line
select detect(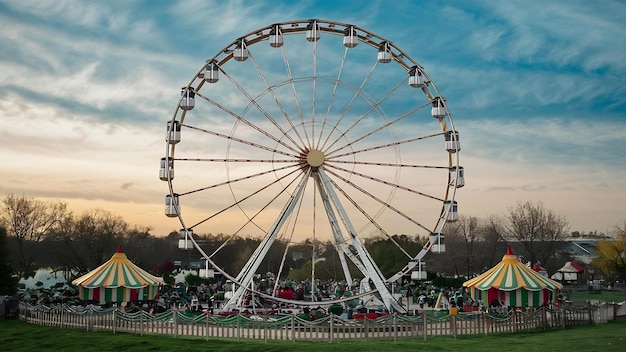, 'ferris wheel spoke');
324,175,414,260
280,46,311,148
319,61,379,151
323,78,406,154
310,26,319,151
328,131,444,160
323,166,435,234
182,122,299,158
325,162,444,202
208,170,308,260
214,70,303,154
247,52,306,149
327,159,448,169
176,163,299,197
325,100,429,157
316,47,349,150
188,166,304,229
